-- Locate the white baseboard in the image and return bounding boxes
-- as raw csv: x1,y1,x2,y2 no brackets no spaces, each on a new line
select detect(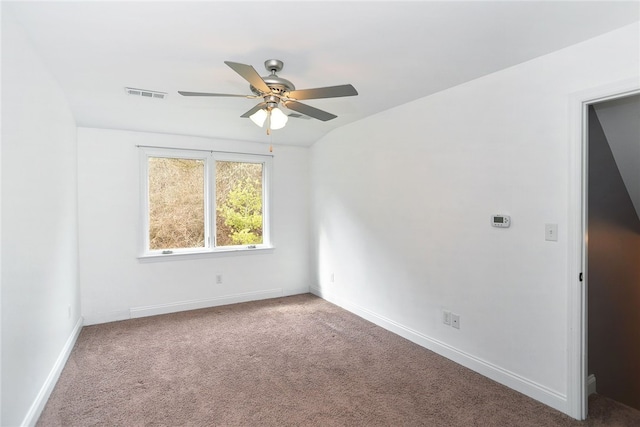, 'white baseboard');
310,286,568,415
130,289,285,319
83,309,131,326
21,316,84,427
282,285,311,297
84,287,311,326
587,374,597,396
